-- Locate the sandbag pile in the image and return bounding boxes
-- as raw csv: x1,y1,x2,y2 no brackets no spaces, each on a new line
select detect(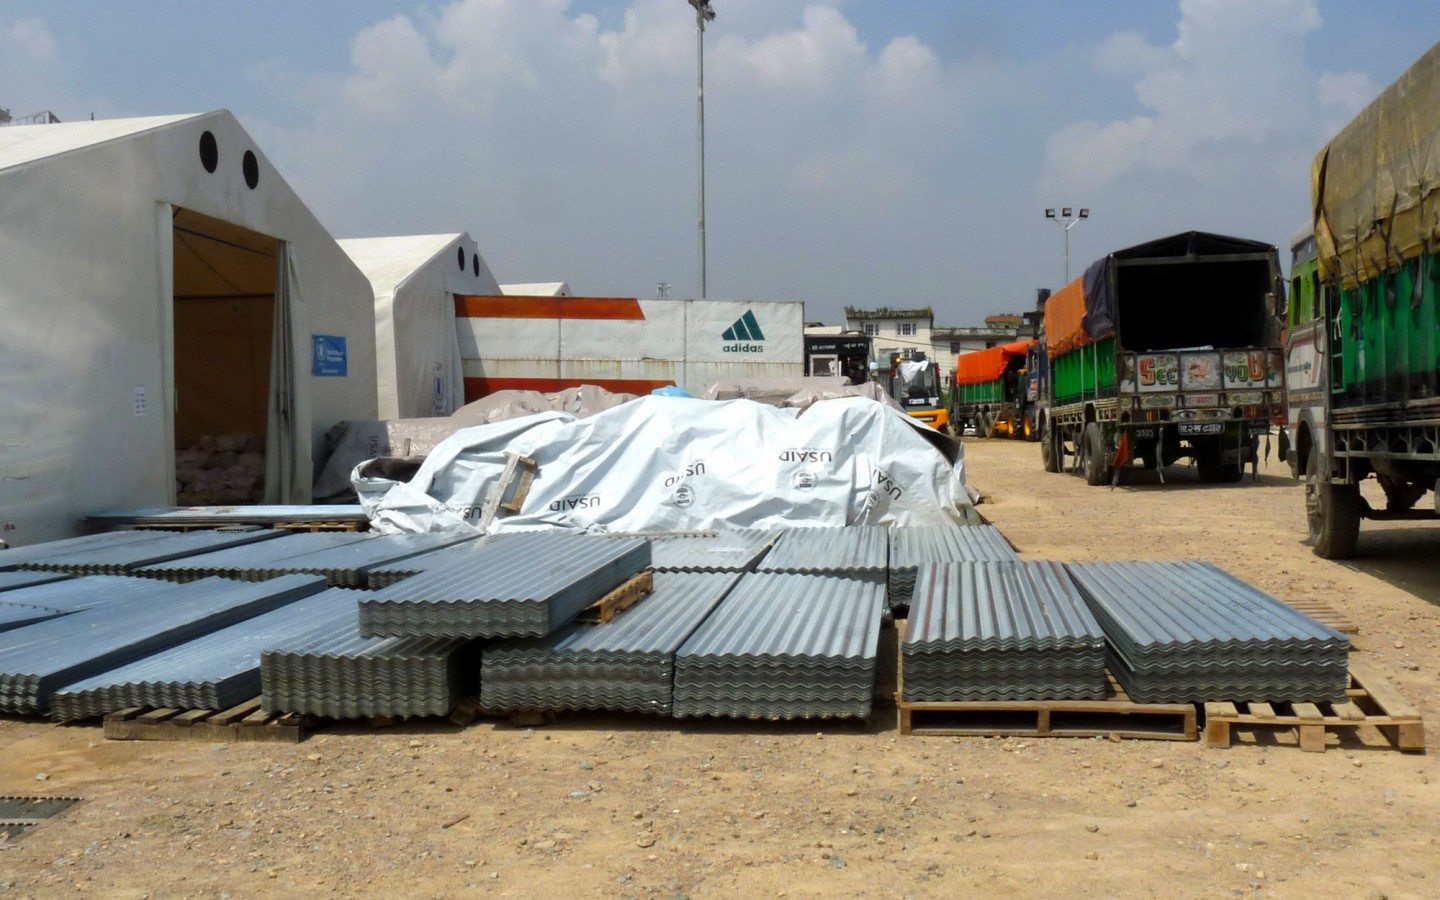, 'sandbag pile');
176,434,265,505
